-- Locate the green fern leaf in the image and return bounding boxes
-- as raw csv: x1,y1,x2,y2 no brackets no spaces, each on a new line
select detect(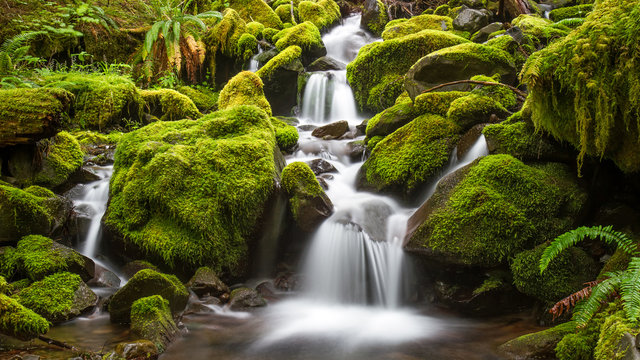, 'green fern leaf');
573,273,622,327
621,257,640,321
